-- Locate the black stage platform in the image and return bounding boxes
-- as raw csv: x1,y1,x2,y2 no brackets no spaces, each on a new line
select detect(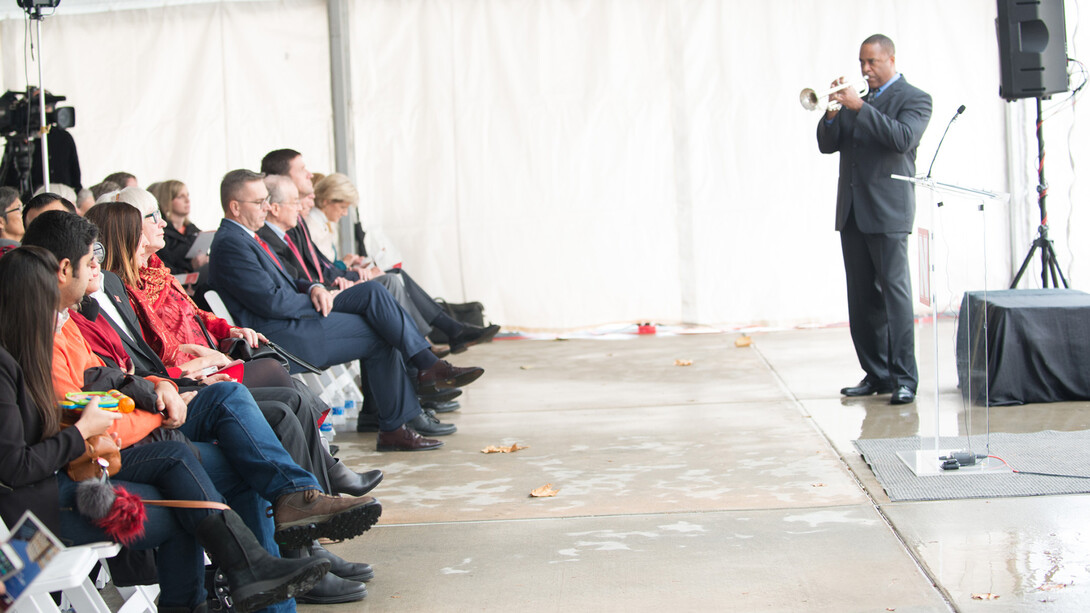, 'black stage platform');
956,289,1090,406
